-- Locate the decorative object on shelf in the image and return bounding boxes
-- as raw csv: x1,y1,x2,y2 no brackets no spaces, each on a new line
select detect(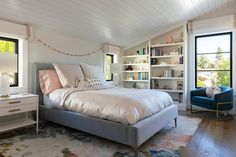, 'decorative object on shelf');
154,80,159,89
151,58,158,65
125,65,133,71
169,51,179,55
163,85,172,90
164,69,174,77
178,93,183,103
151,48,164,56
178,71,184,77
177,81,183,90
179,56,184,64
178,46,183,54
132,82,137,88
0,54,17,97
133,73,138,80
37,39,101,57
167,35,173,44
